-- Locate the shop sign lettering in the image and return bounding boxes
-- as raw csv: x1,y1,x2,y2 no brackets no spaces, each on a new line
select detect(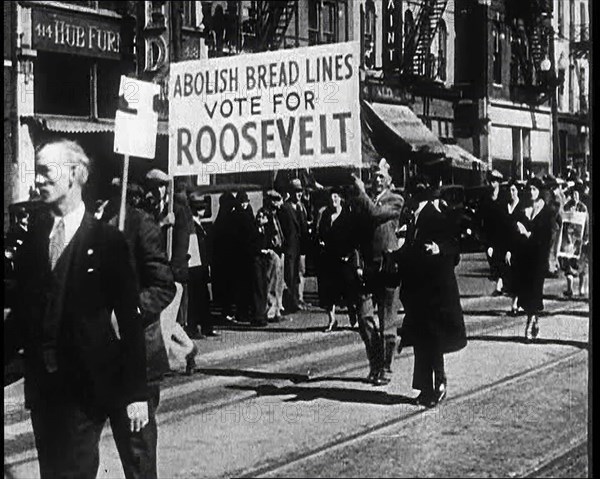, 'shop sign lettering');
32,7,122,60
